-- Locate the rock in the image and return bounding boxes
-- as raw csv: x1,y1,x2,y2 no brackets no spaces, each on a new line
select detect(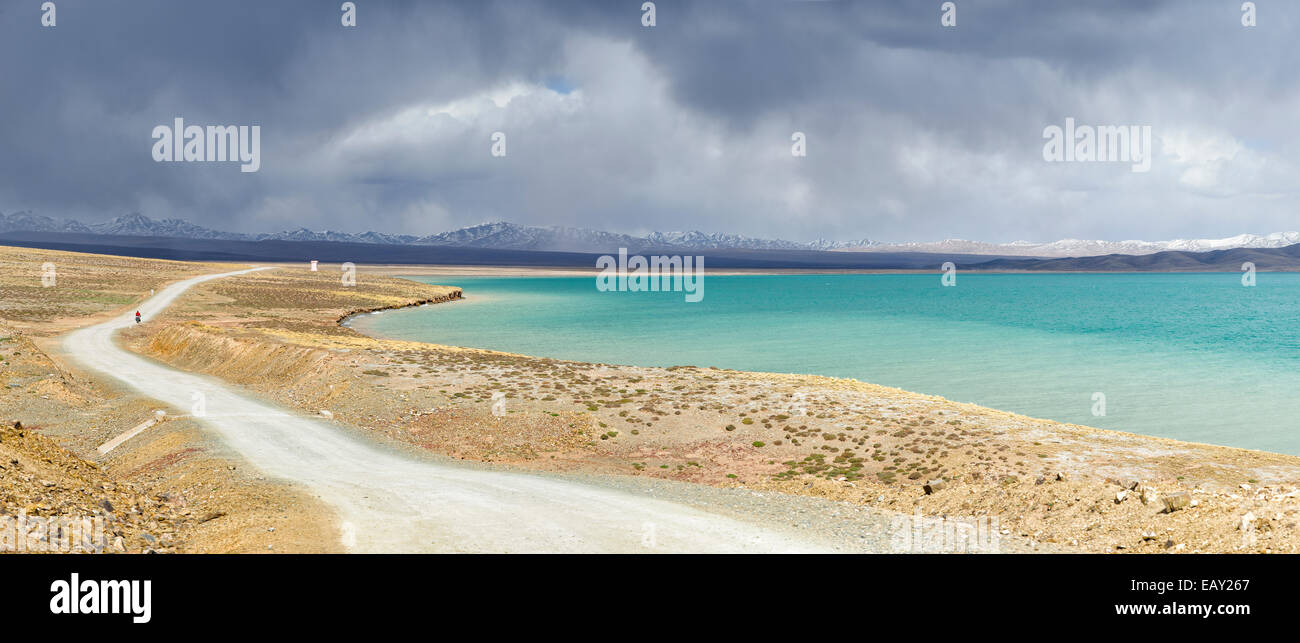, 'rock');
923,479,946,494
99,499,114,513
1034,476,1045,485
1119,478,1141,490
1115,490,1128,503
1141,486,1159,506
1141,530,1157,541
141,533,157,545
1055,472,1068,482
1162,492,1190,513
